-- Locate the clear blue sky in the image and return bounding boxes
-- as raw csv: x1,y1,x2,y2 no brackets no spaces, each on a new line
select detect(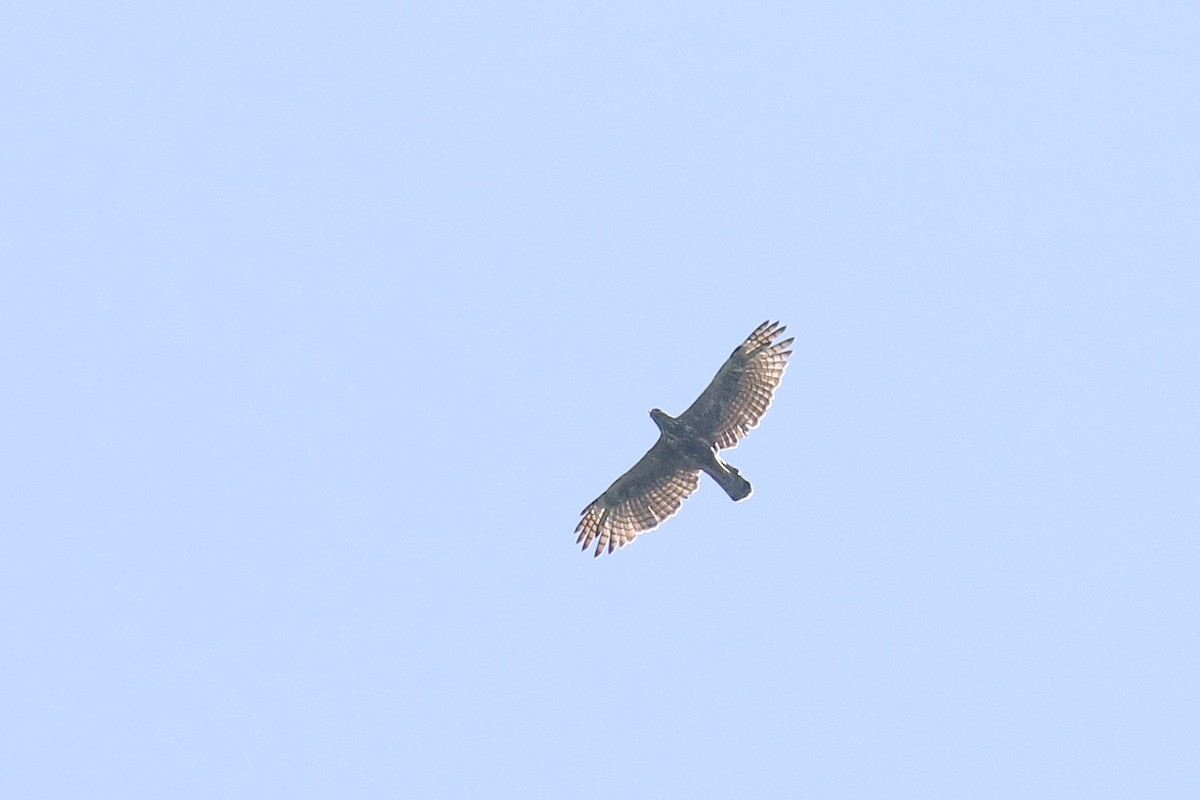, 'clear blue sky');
3,3,1198,797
